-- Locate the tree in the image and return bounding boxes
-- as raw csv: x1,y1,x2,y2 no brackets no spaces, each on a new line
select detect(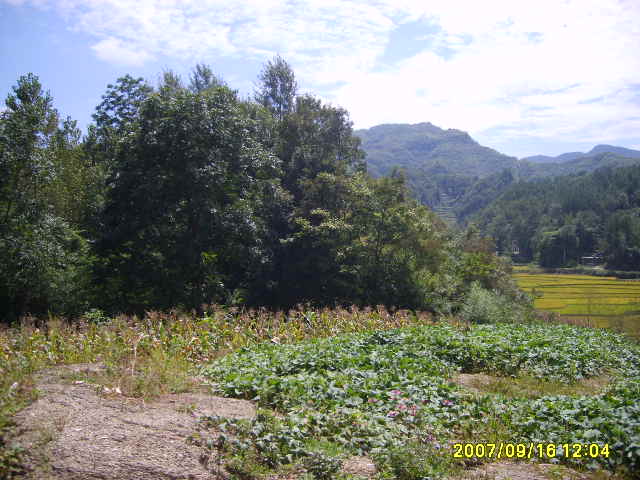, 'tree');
273,172,446,309
277,94,365,199
255,55,297,121
87,75,153,171
189,63,224,93
96,83,282,312
0,74,91,320
602,211,640,270
158,69,184,98
1,73,57,222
